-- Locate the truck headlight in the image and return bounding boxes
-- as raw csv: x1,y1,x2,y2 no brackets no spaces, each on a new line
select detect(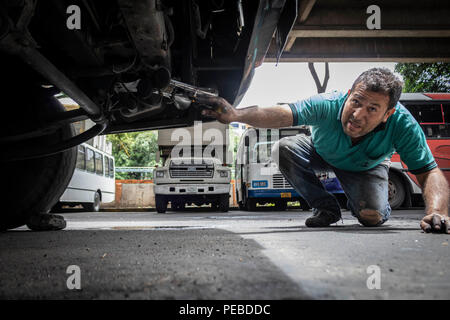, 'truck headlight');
218,170,228,177
155,171,165,178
